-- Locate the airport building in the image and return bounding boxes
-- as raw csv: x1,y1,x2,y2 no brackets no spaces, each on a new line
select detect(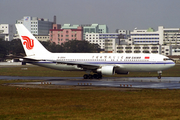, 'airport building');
85,31,128,49
115,44,171,55
130,26,180,55
131,26,180,46
0,24,14,41
116,29,131,39
131,27,162,45
34,35,50,42
102,26,180,56
85,33,119,49
81,24,108,40
16,16,54,36
49,24,83,45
